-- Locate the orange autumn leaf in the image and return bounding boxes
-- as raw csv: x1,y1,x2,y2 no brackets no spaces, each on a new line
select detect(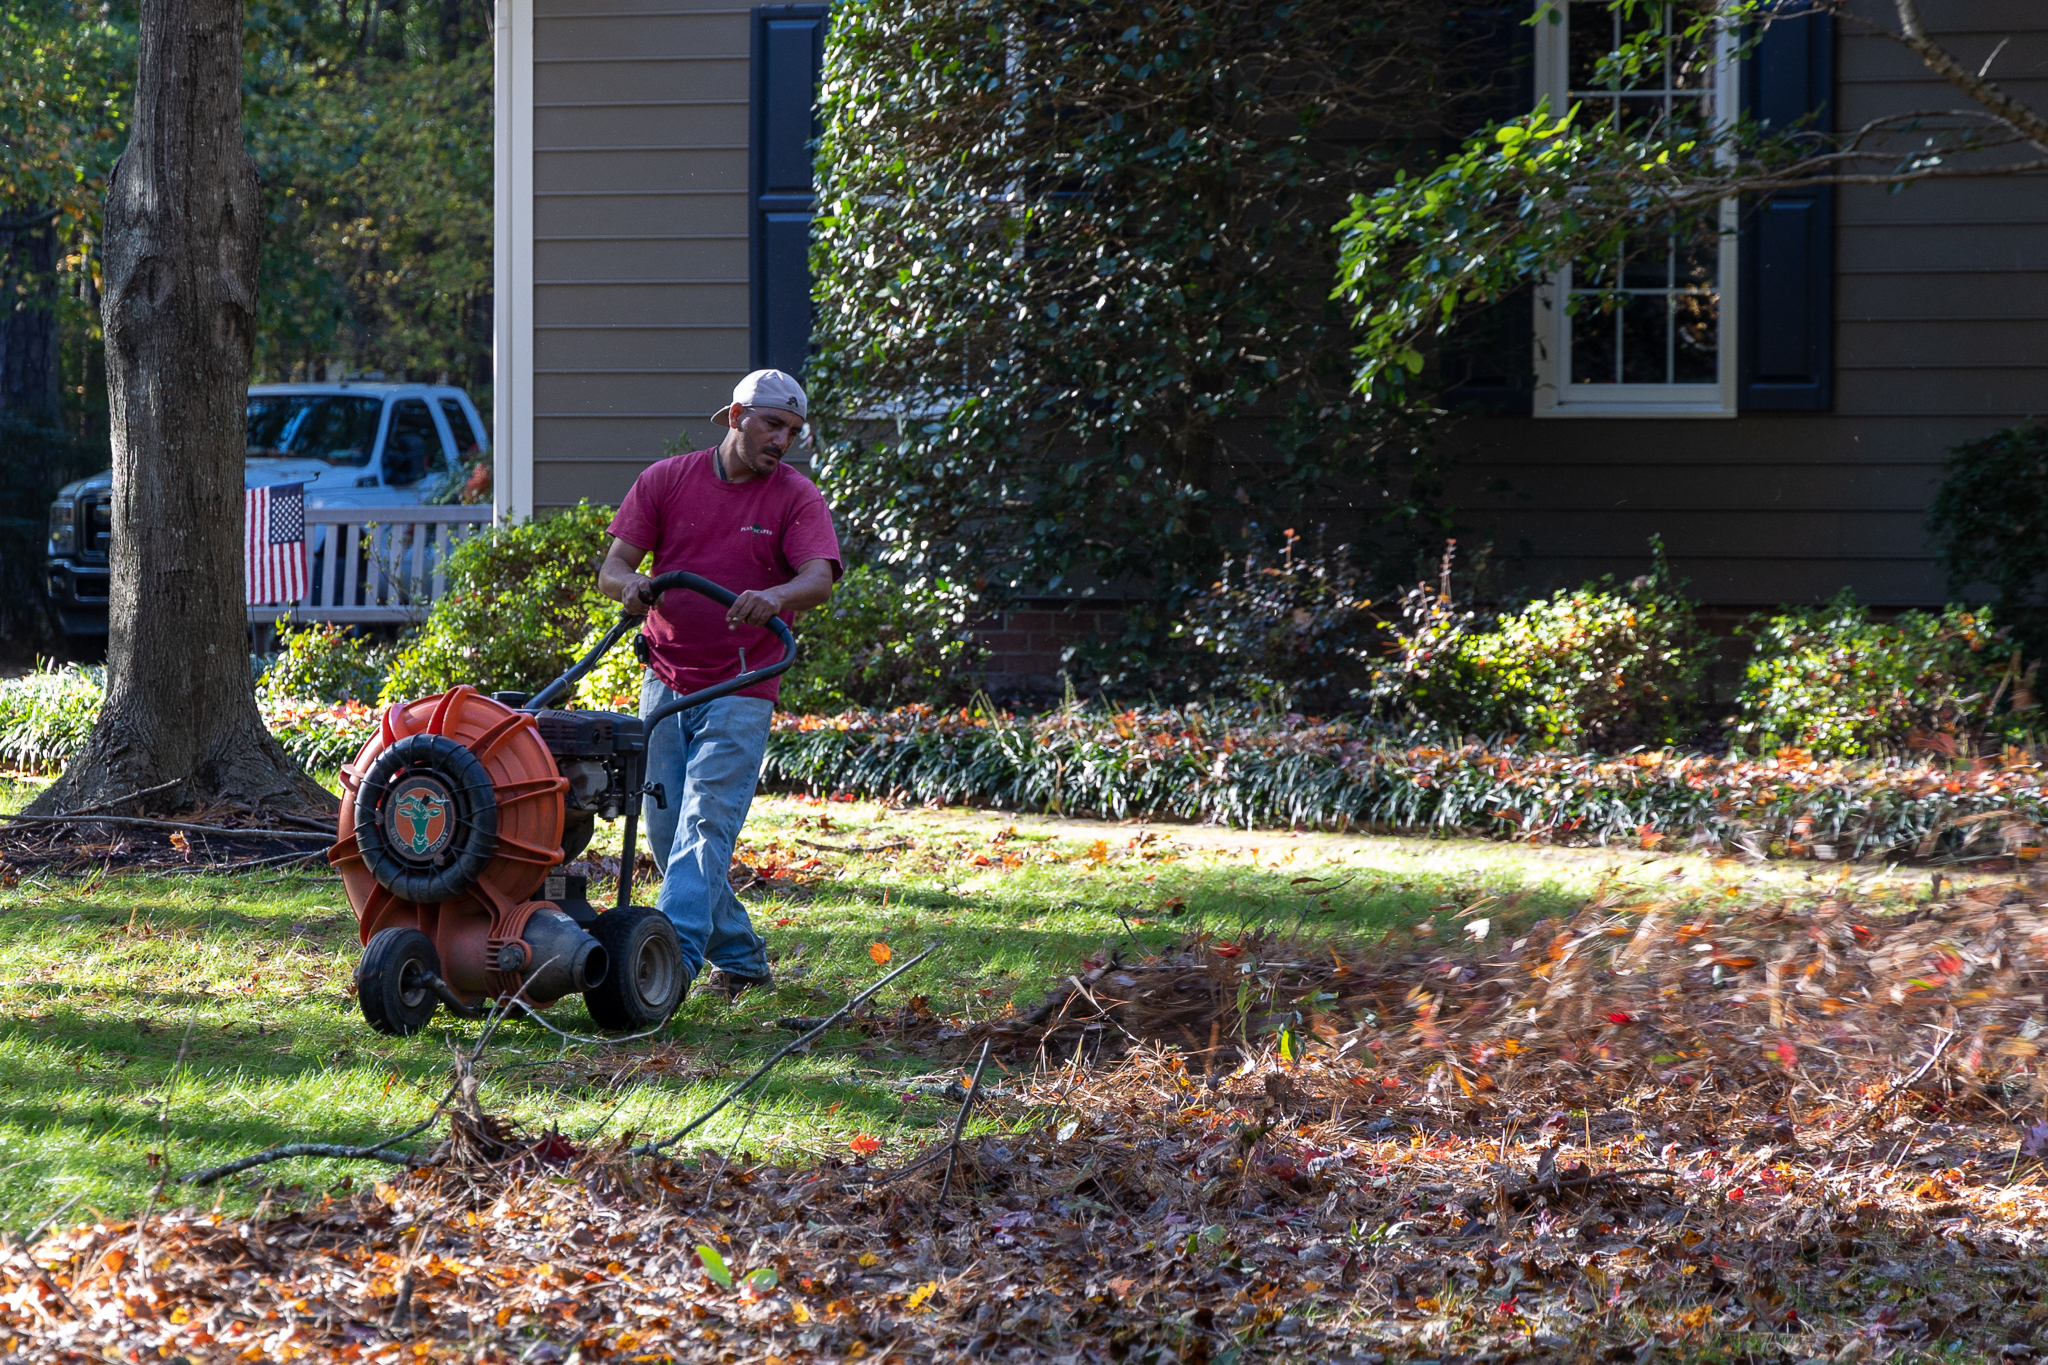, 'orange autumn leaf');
869,942,893,964
849,1134,882,1157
